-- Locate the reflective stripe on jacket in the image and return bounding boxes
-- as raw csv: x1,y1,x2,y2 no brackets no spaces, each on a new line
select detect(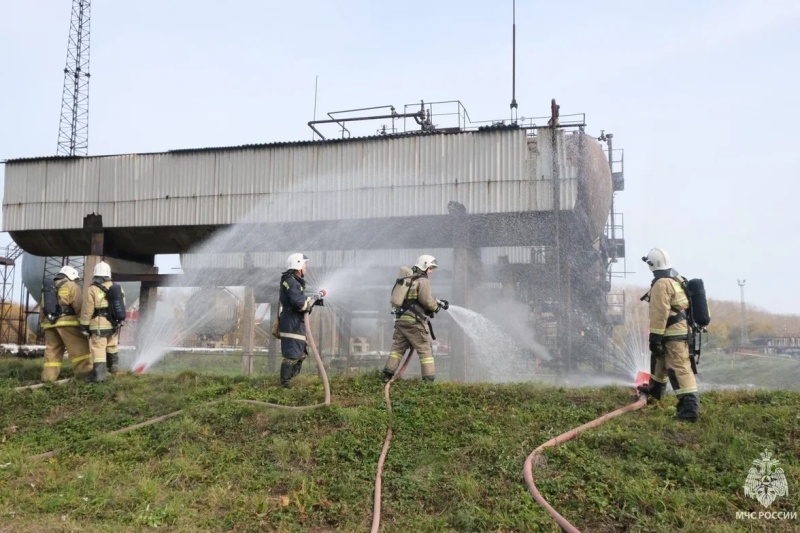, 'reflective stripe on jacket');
397,275,440,324
649,277,689,337
80,281,116,332
41,278,82,330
